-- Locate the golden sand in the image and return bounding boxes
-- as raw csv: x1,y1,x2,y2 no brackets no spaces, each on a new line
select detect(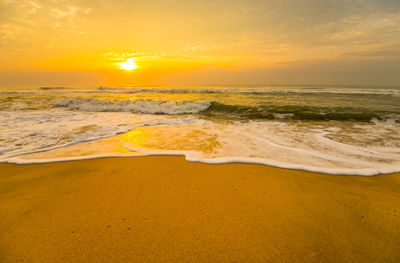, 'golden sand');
1,156,399,262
